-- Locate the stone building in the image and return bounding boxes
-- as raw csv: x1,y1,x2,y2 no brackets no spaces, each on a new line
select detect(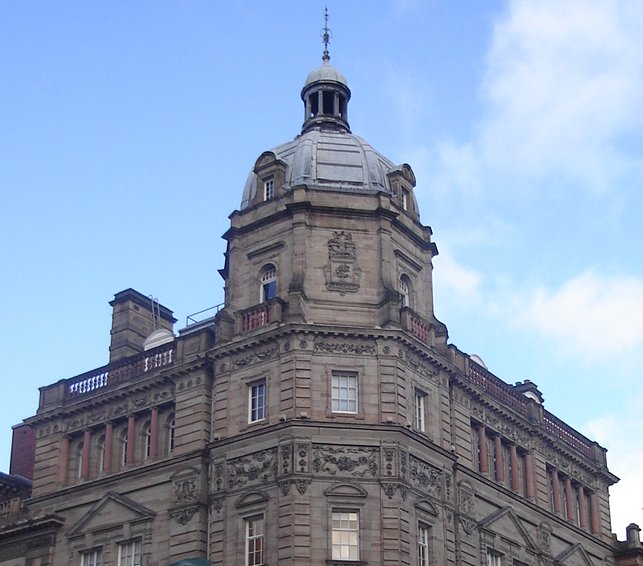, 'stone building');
1,33,641,566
